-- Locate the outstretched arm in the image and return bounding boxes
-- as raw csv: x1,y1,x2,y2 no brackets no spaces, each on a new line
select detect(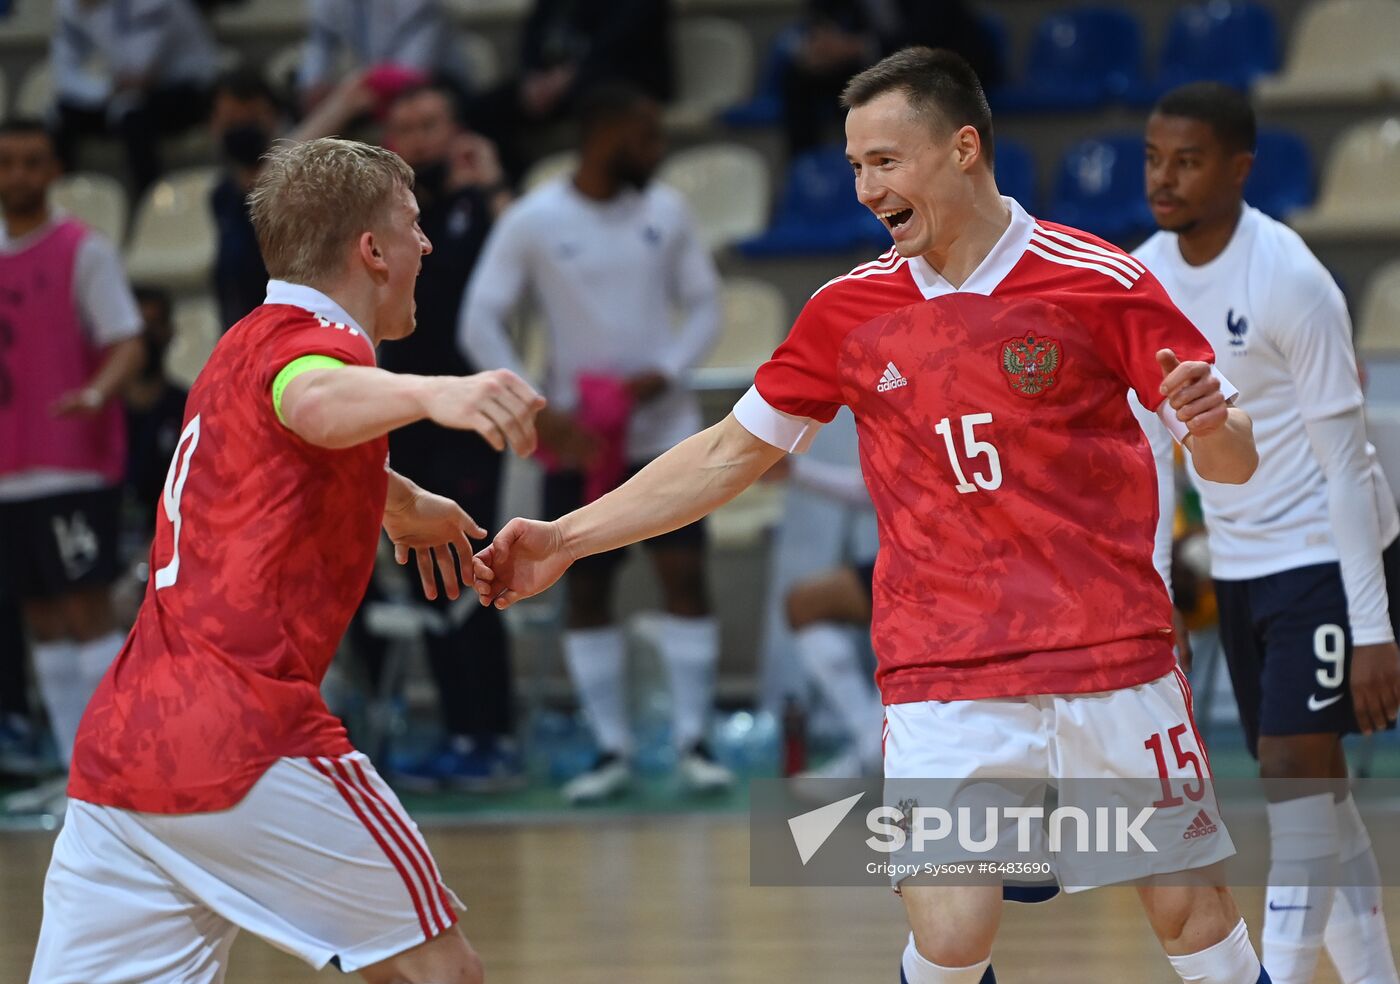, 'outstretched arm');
474,414,786,608
279,364,544,454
